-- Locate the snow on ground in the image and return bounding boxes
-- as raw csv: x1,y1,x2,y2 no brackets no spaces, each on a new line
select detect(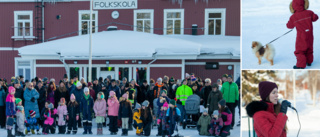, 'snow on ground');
0,109,240,137
242,0,320,69
242,90,320,137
